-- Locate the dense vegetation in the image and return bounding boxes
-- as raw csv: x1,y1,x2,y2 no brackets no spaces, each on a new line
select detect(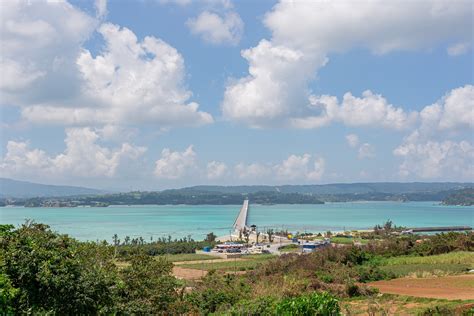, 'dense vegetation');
1,222,473,314
4,184,474,207
3,191,324,207
442,188,474,206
